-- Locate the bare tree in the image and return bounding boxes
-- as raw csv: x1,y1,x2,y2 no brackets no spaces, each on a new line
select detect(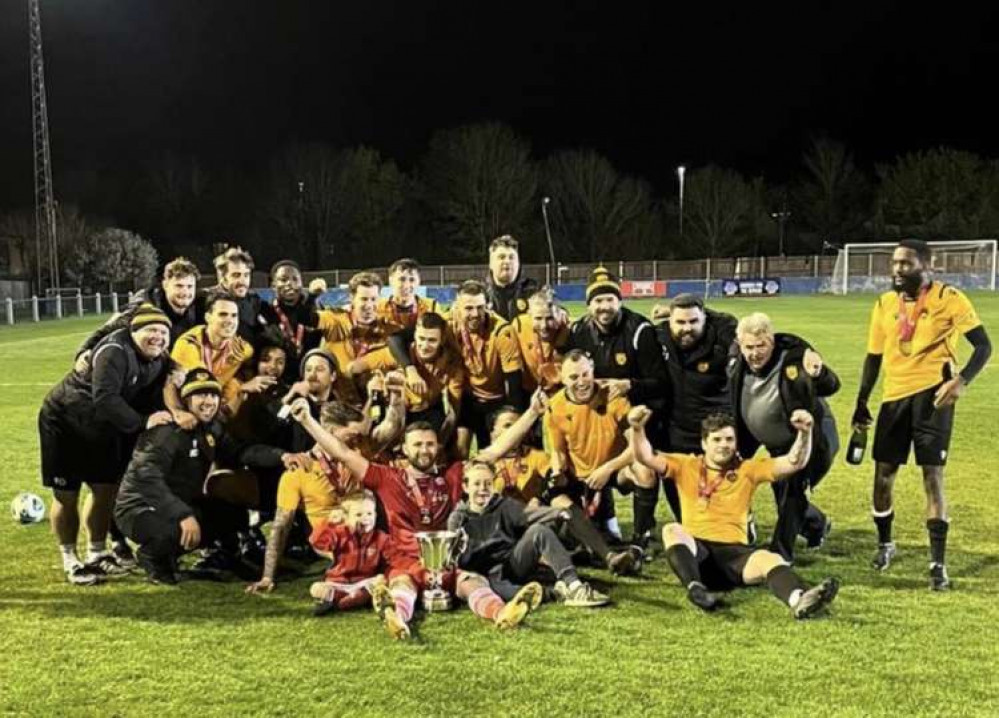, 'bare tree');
685,165,759,258
793,137,871,246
